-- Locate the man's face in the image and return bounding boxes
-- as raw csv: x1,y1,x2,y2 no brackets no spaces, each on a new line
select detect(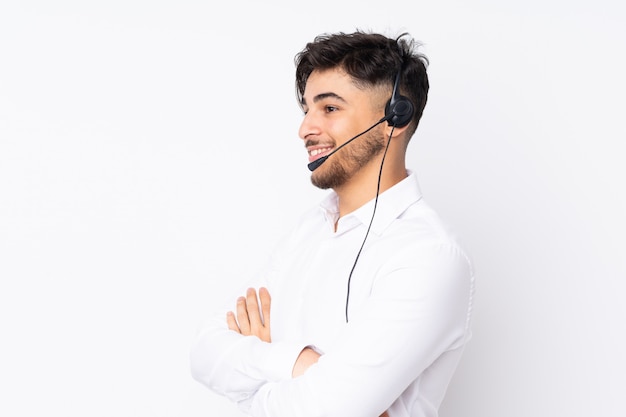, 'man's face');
299,68,386,190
